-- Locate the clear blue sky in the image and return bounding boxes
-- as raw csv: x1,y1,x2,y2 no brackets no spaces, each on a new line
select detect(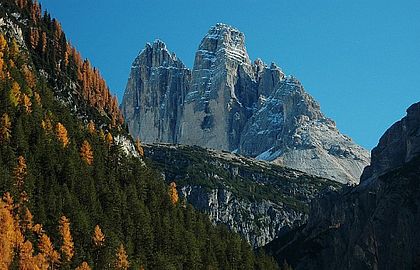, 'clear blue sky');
39,0,420,150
